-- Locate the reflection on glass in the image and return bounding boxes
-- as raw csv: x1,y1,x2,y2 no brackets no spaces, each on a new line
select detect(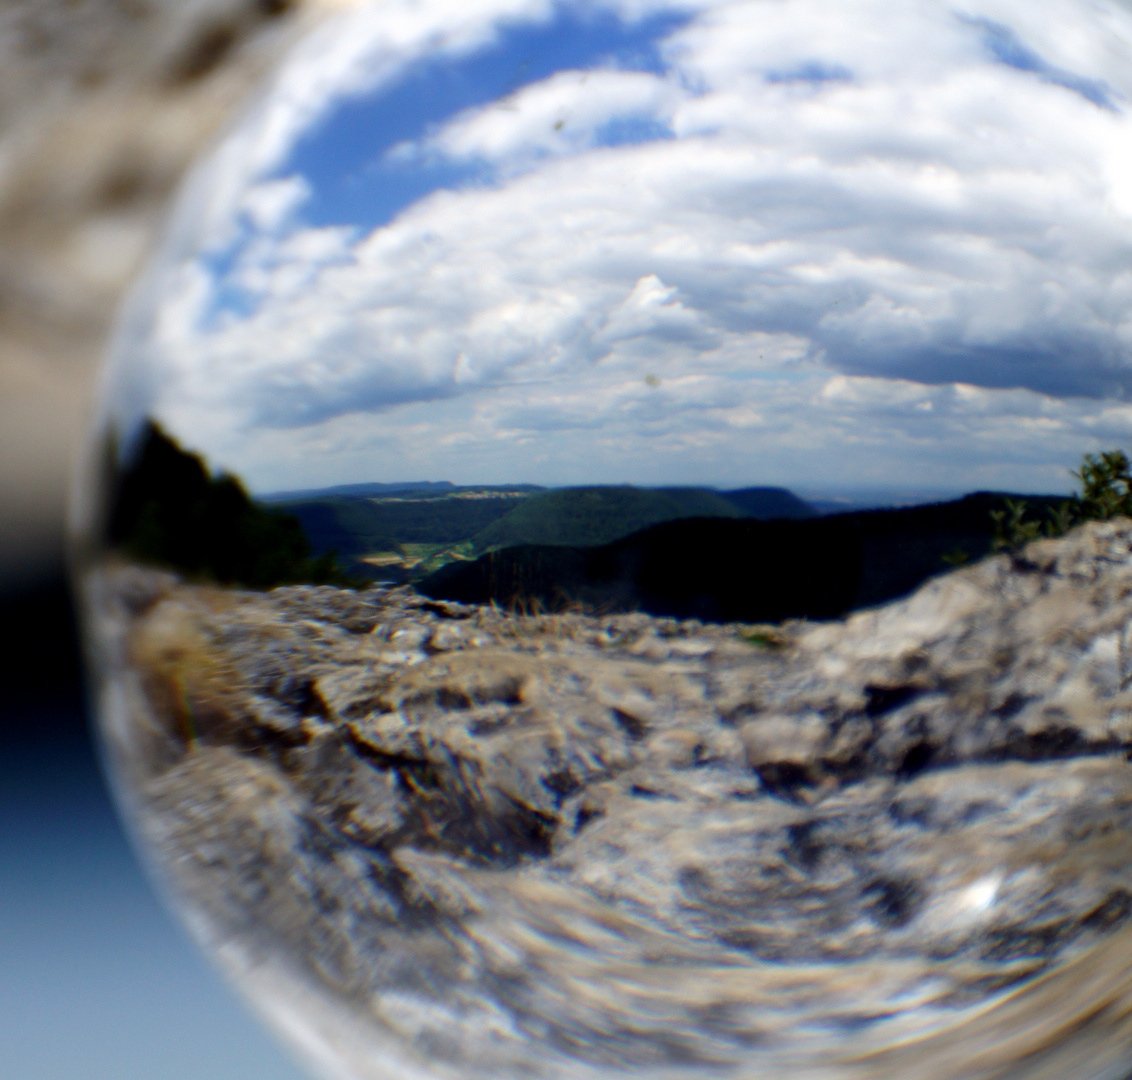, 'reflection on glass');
74,1,1132,1077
